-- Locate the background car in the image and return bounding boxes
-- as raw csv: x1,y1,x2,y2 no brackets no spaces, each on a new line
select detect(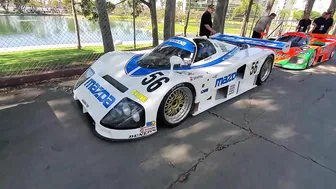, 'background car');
73,34,289,140
272,32,336,70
